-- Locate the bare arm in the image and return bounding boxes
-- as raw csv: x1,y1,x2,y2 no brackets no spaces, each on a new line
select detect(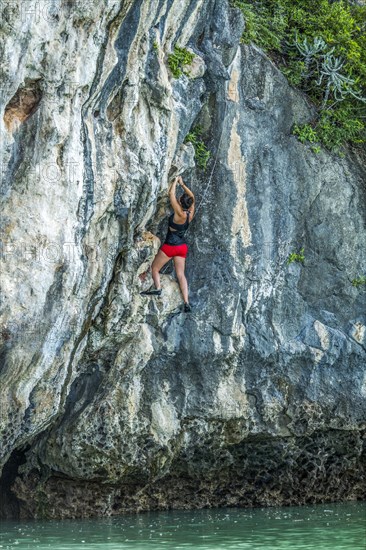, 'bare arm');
178,176,195,220
169,177,184,215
